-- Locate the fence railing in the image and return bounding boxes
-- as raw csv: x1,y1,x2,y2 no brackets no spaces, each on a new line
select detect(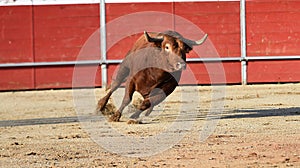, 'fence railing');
0,0,300,87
